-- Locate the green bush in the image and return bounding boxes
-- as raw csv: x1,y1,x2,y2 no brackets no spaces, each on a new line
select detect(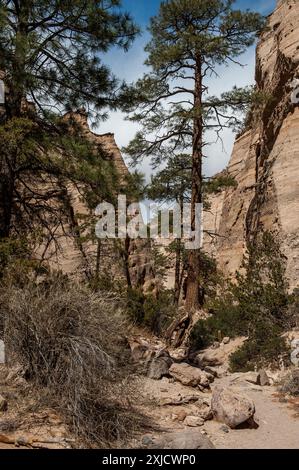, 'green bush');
126,287,146,325
190,232,292,370
126,288,174,335
229,323,289,372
